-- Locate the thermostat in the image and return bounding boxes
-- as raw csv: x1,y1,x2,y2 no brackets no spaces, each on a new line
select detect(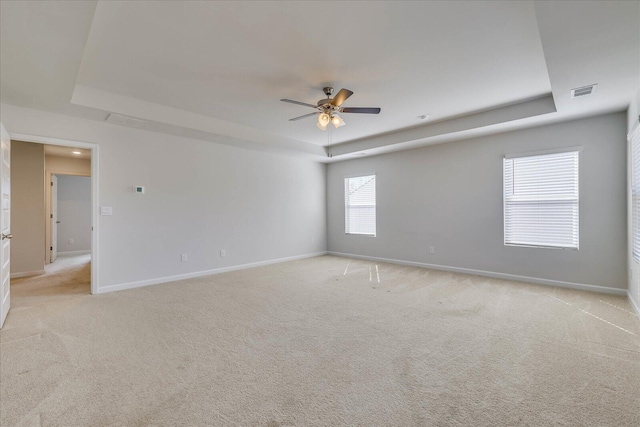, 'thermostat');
133,185,145,194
